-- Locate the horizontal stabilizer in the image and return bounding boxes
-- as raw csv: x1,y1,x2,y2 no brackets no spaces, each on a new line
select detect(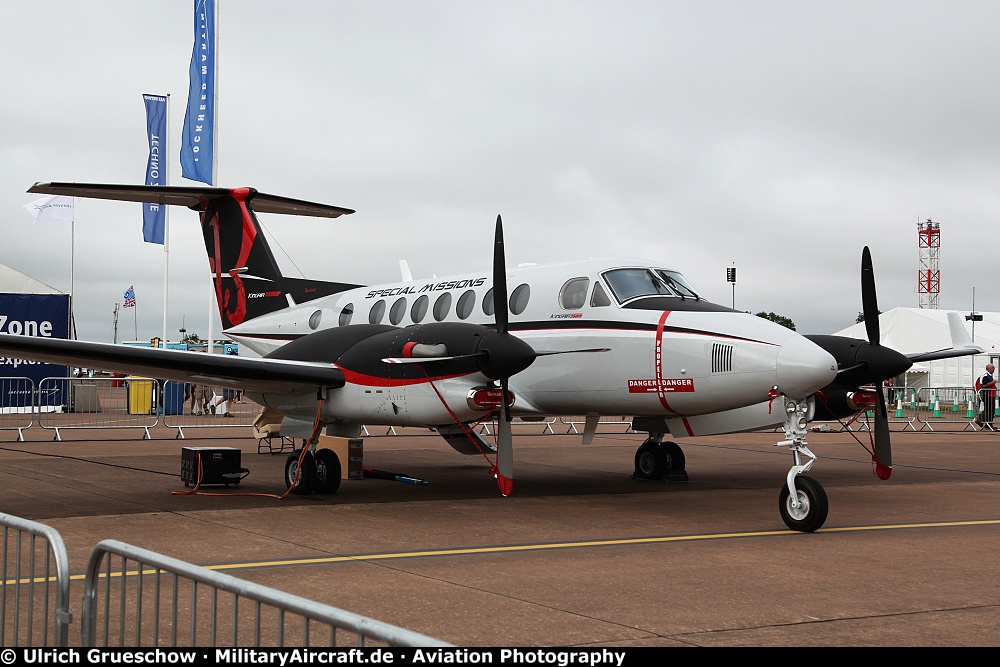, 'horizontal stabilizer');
907,312,984,362
28,182,354,218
